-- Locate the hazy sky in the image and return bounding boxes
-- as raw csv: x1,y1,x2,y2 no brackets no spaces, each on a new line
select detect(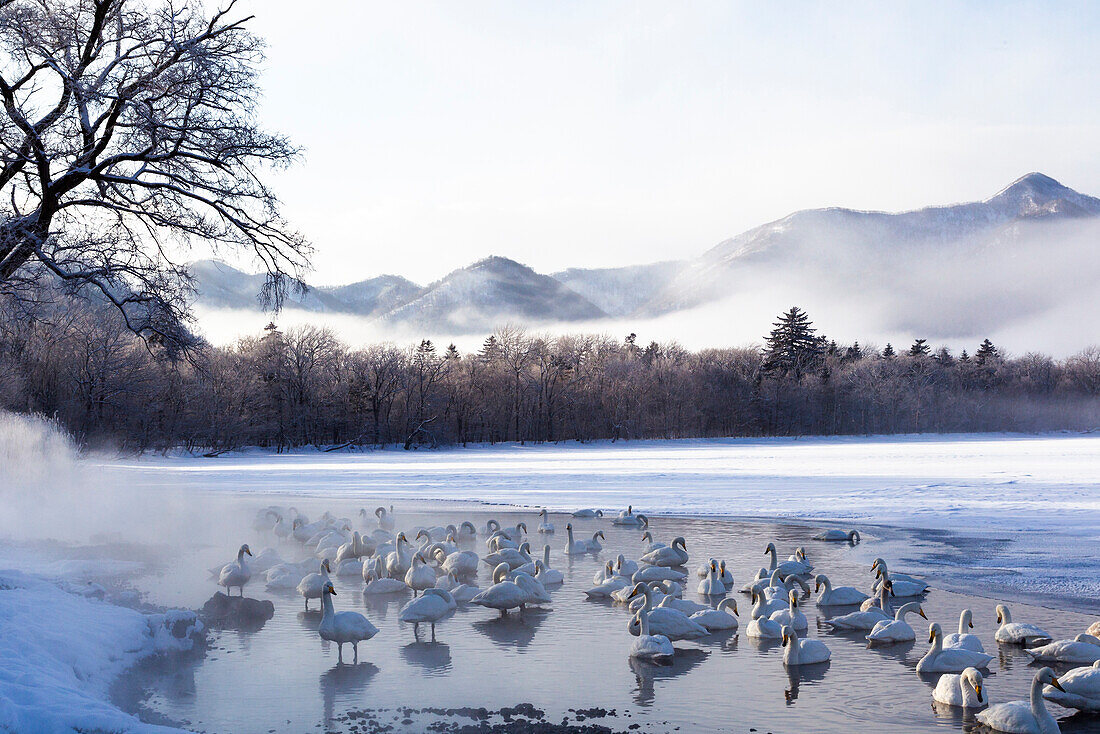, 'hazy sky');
233,1,1100,286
